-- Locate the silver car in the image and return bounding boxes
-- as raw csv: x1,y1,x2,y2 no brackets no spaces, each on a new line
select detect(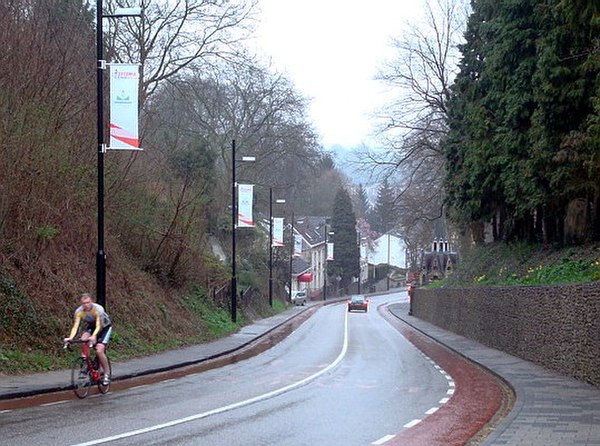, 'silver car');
292,291,308,306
